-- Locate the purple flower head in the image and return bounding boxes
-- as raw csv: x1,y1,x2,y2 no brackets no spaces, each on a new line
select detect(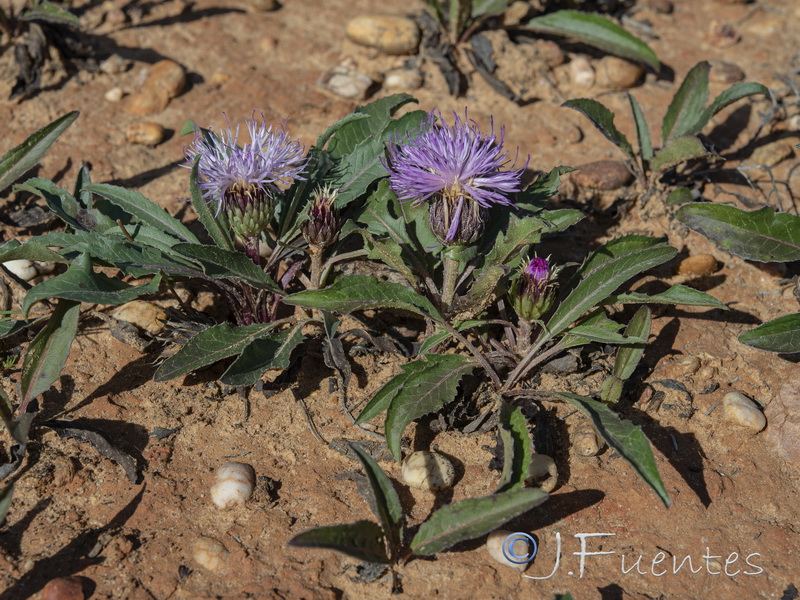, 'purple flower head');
184,114,308,237
512,256,557,321
384,109,528,245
